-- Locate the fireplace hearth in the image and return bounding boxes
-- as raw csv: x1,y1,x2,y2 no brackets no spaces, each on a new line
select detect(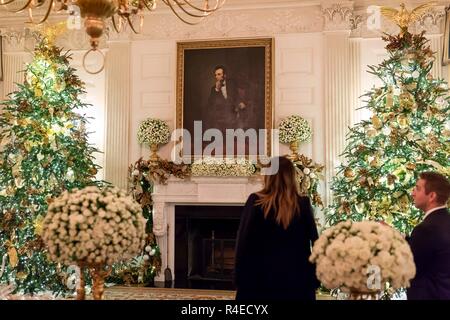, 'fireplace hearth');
174,205,242,290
